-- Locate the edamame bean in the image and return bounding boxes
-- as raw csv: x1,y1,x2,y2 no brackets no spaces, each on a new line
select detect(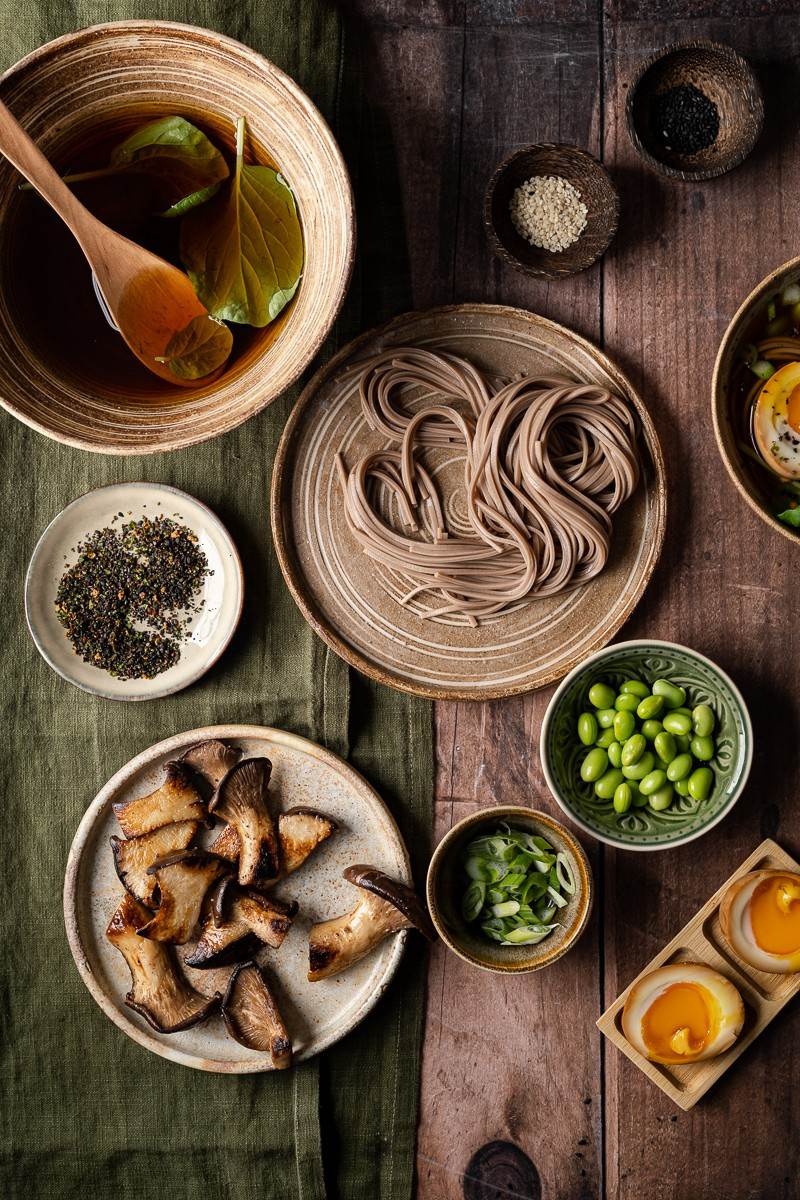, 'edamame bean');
690,735,715,762
596,727,616,749
641,719,663,742
654,731,677,764
608,741,623,768
666,752,693,782
621,680,650,699
692,704,715,737
615,693,639,713
652,679,686,710
577,712,599,745
674,778,690,797
632,782,649,807
637,695,665,720
589,682,616,710
662,710,692,736
581,747,609,782
648,784,675,811
640,768,668,796
597,707,616,729
595,768,625,800
673,707,693,720
622,751,656,781
621,733,646,767
613,710,636,742
613,782,634,814
675,733,692,754
687,767,713,801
